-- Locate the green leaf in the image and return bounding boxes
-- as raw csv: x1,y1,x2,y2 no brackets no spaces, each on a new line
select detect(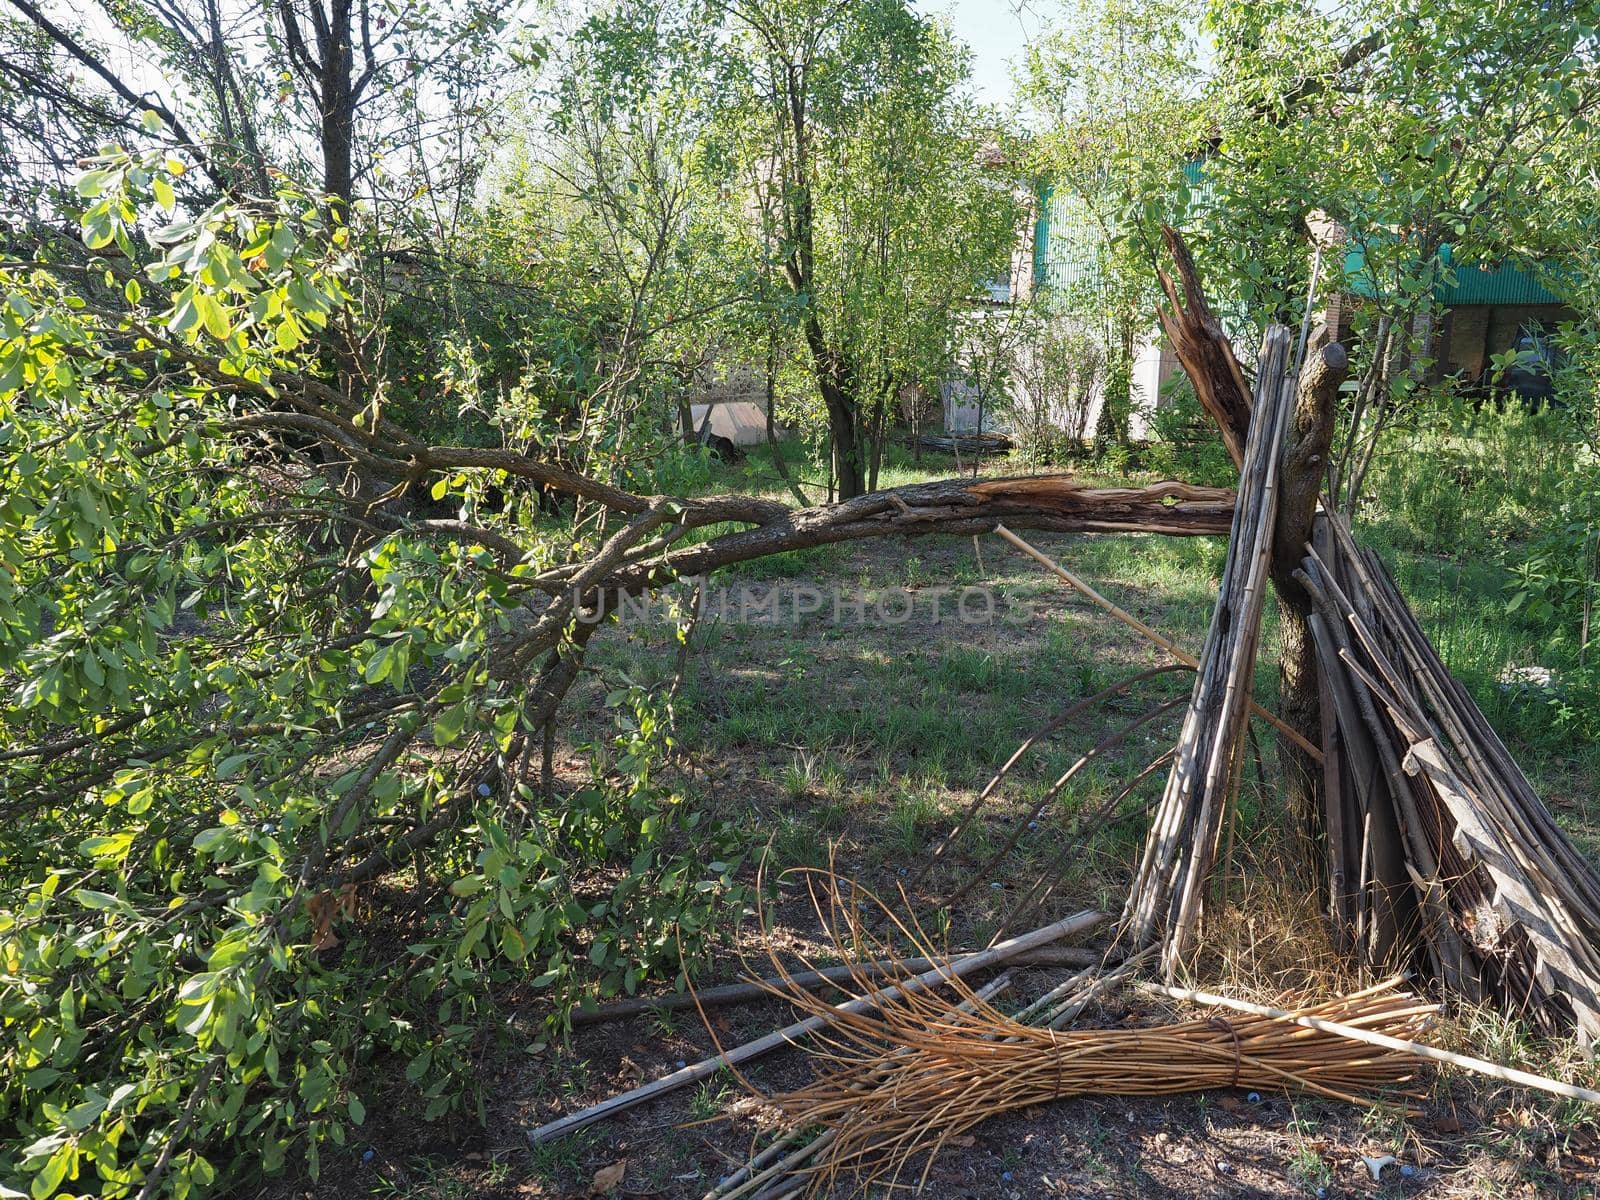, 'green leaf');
216,752,250,780
32,1144,71,1199
363,644,395,684
75,169,112,199
78,832,134,863
431,704,467,747
275,314,303,352
198,293,232,340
